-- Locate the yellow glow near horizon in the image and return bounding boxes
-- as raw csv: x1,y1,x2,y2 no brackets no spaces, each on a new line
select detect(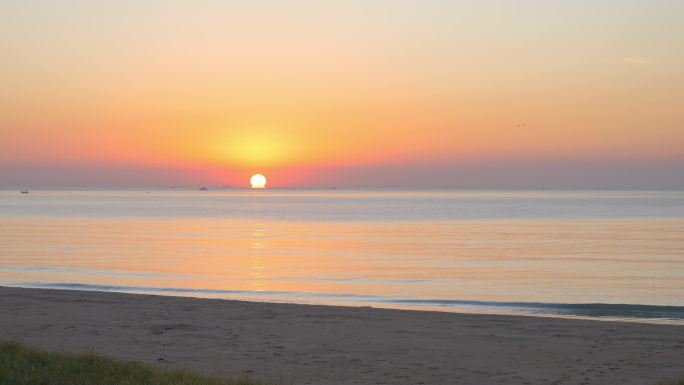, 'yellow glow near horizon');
250,174,267,188
208,129,306,168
